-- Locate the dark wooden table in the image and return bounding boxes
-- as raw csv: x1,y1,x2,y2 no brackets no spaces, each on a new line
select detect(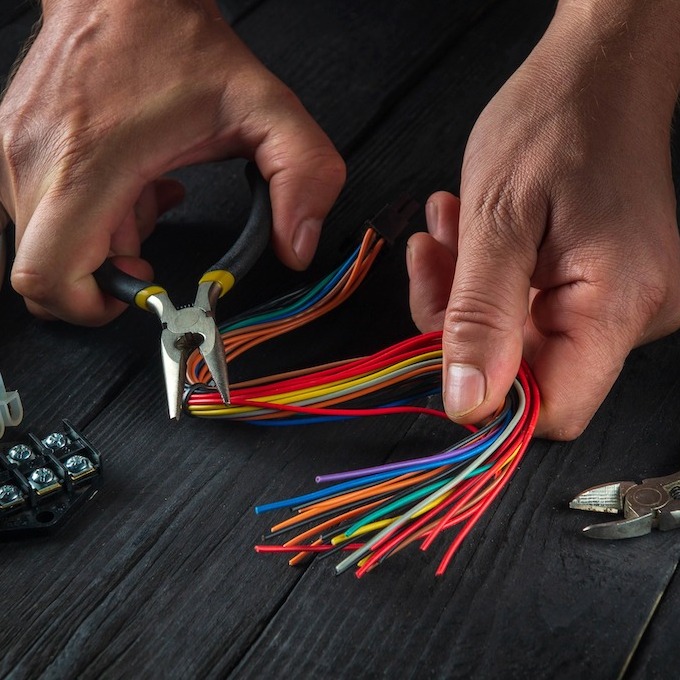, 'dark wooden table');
2,2,680,677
